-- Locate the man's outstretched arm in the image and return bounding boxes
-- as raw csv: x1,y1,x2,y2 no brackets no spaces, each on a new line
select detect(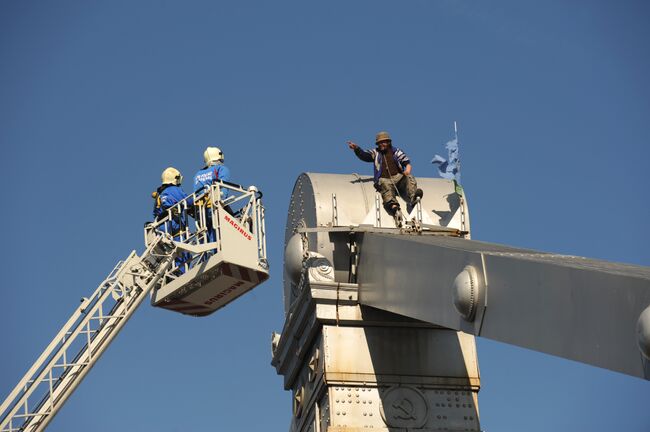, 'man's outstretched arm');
347,141,373,162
